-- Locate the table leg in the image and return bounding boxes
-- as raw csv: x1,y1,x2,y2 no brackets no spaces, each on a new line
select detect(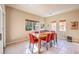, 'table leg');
38,38,41,54
55,34,57,44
